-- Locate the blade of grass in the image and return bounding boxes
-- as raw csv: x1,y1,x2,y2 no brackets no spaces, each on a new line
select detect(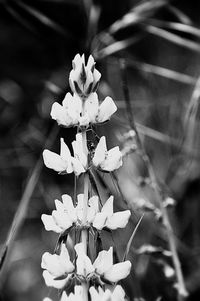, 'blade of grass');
5,4,38,35
15,1,70,37
146,19,200,39
126,59,196,86
168,5,192,25
109,0,168,34
0,125,58,278
94,35,144,59
122,214,144,261
144,24,200,53
182,76,200,161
